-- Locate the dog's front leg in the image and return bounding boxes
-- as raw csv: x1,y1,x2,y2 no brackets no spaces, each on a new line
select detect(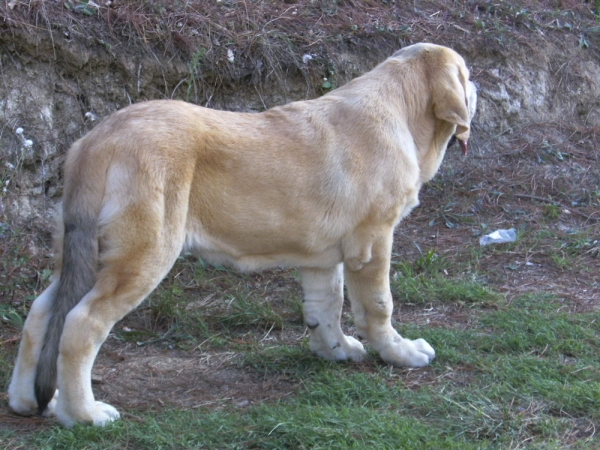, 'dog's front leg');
299,264,366,362
343,229,435,368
